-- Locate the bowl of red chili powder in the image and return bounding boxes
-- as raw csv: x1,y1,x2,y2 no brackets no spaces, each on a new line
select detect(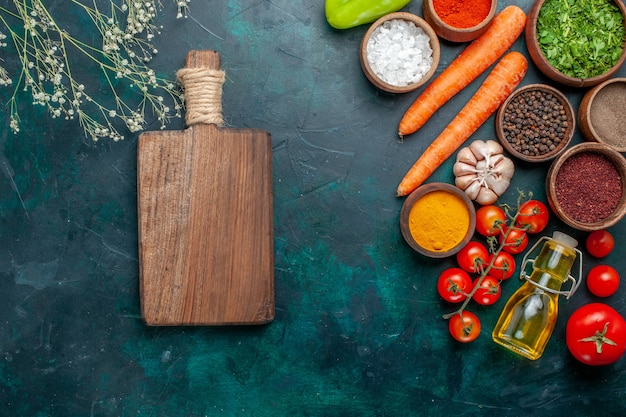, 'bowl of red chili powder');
546,143,626,231
423,0,497,43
